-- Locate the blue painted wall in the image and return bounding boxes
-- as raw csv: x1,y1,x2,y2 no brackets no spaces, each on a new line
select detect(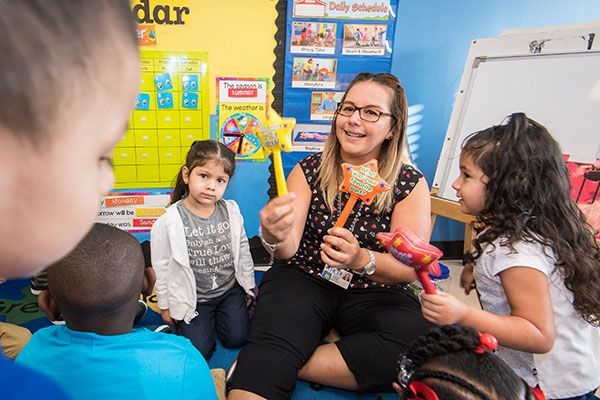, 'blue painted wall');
391,0,600,241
